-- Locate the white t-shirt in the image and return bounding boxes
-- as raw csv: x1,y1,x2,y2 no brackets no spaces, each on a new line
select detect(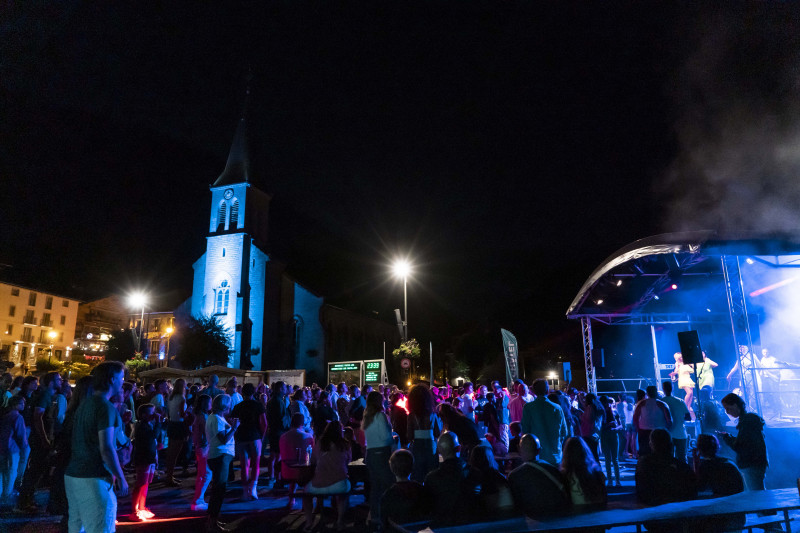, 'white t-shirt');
206,413,235,459
230,392,243,409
